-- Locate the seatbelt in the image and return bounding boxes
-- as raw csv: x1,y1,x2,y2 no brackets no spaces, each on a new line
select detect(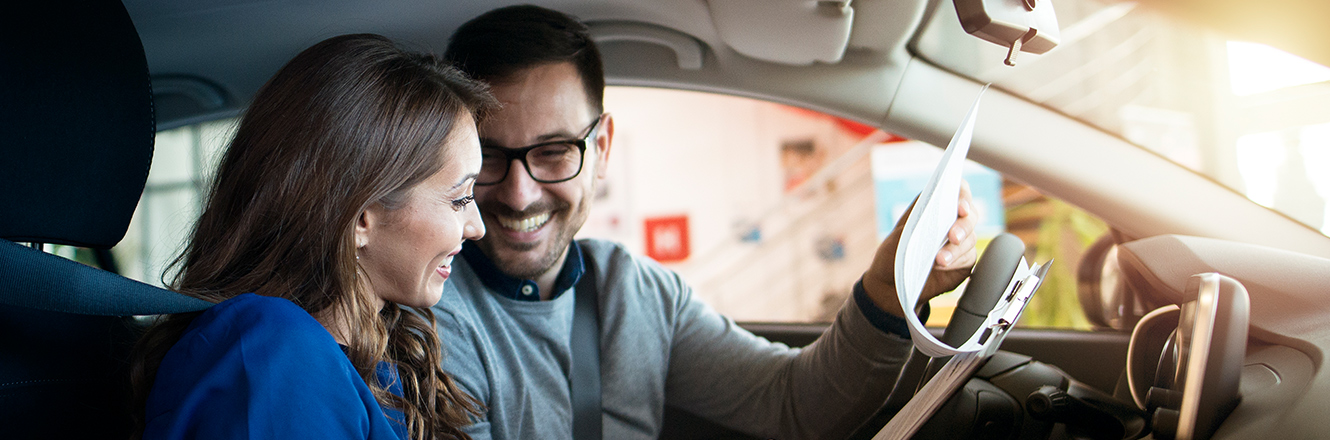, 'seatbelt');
569,246,602,440
0,239,213,315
